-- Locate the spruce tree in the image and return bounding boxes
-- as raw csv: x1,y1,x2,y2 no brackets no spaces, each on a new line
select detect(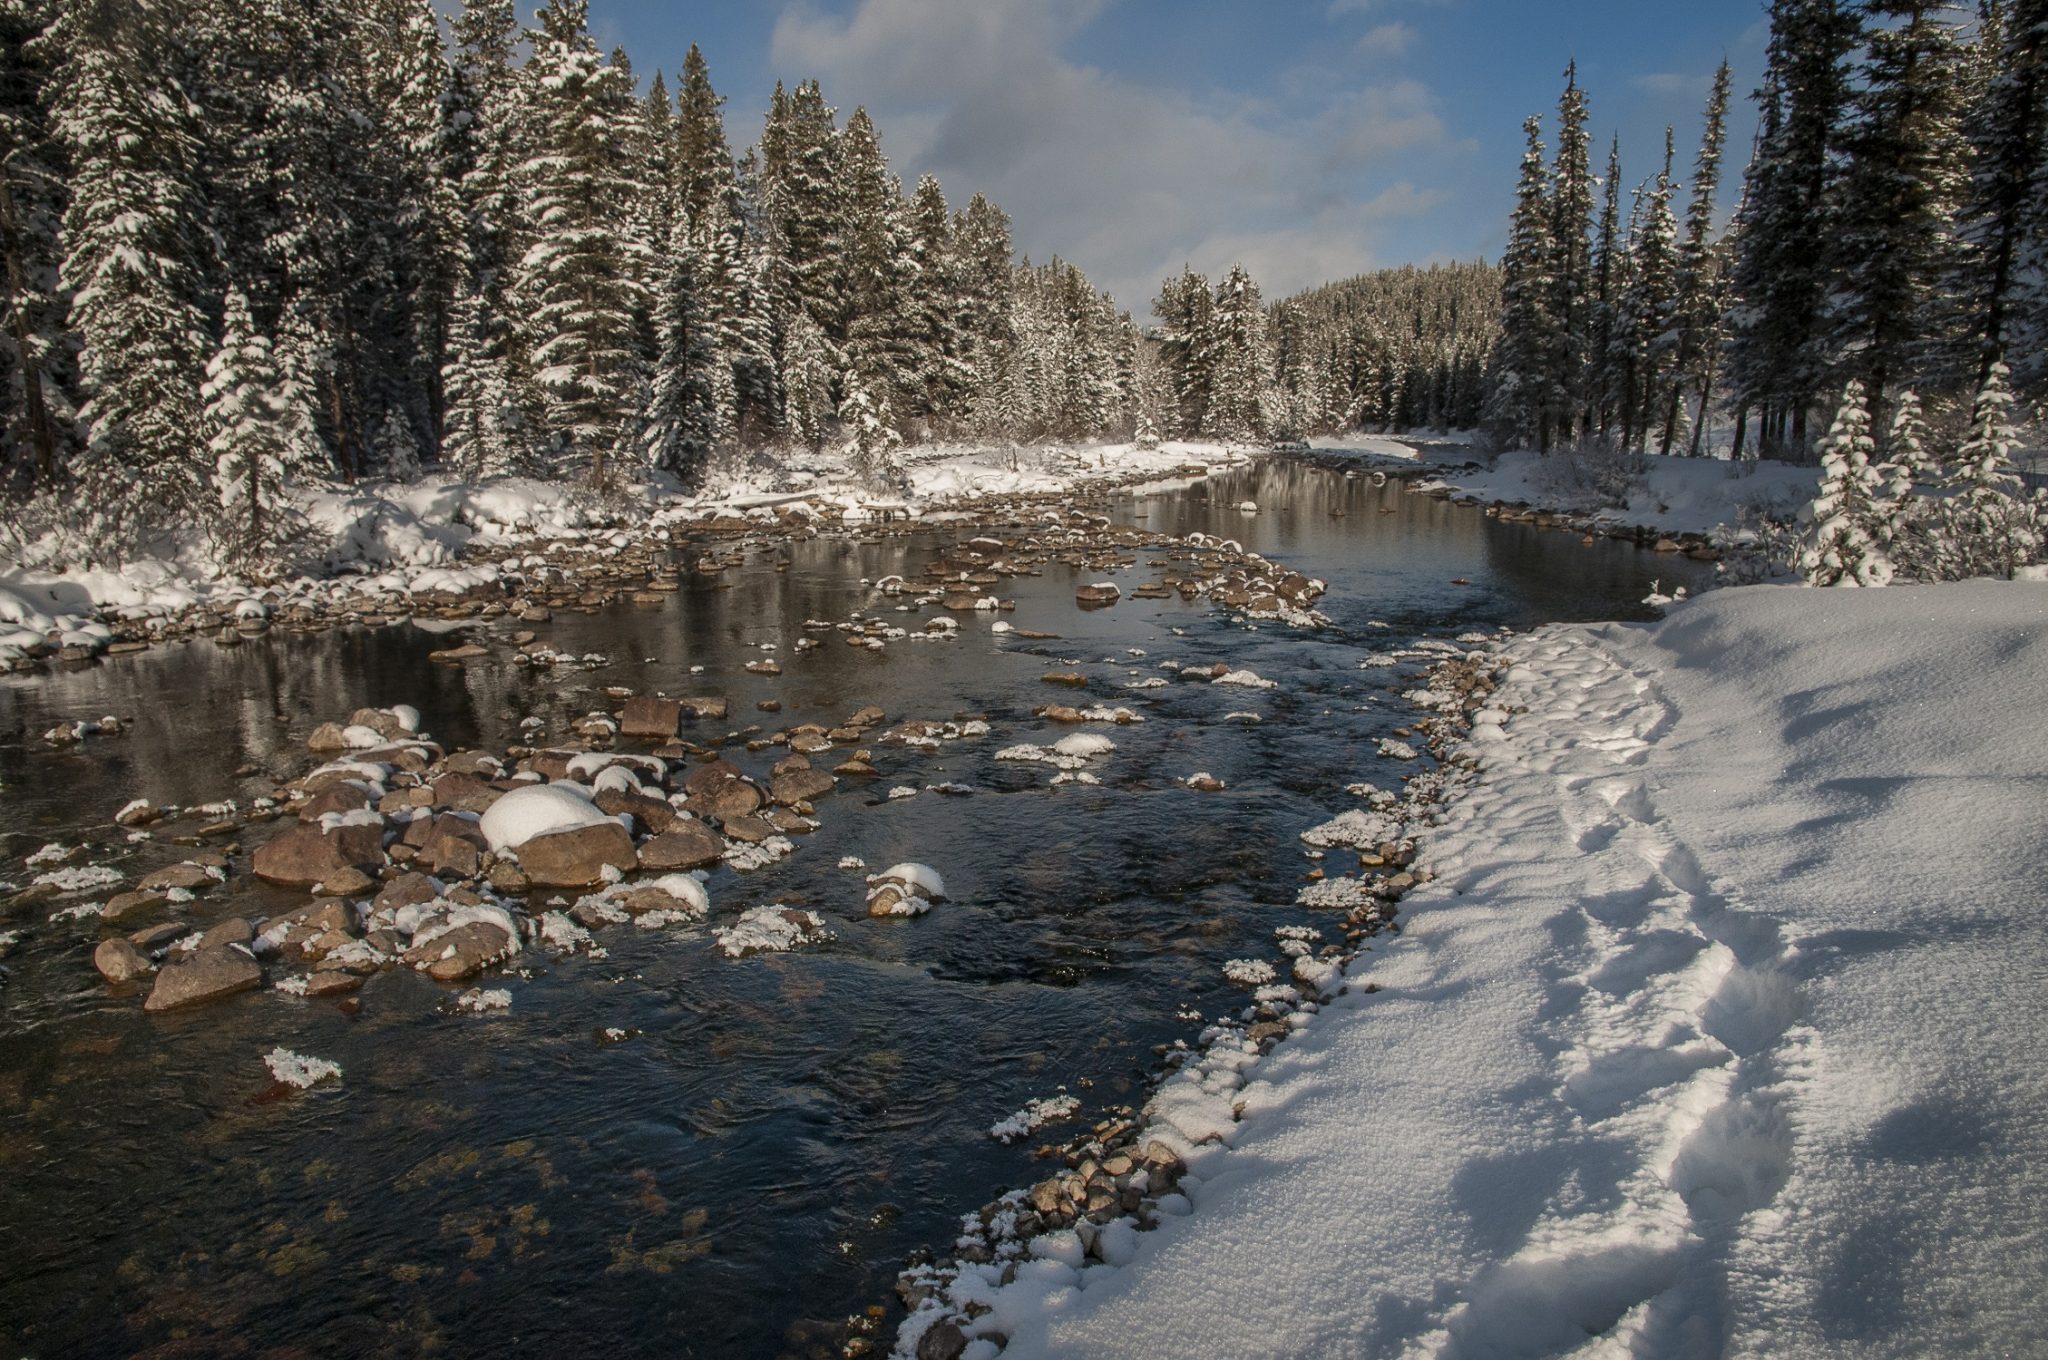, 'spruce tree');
1828,0,1975,408
1961,0,2048,390
1486,116,1558,450
1940,359,2040,575
205,285,322,570
643,217,717,484
515,0,651,483
674,44,738,231
1664,62,1733,455
1206,264,1272,442
1619,133,1681,452
1548,64,1595,447
1589,136,1625,438
1725,0,1859,456
48,0,213,552
0,0,76,492
838,108,919,423
1799,380,1897,585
